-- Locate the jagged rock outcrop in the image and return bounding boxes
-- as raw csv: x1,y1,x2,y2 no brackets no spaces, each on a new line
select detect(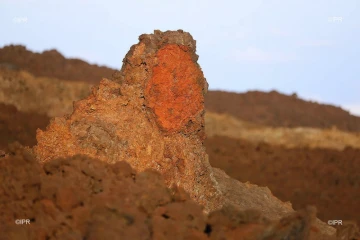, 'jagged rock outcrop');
32,30,341,239
34,30,221,212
